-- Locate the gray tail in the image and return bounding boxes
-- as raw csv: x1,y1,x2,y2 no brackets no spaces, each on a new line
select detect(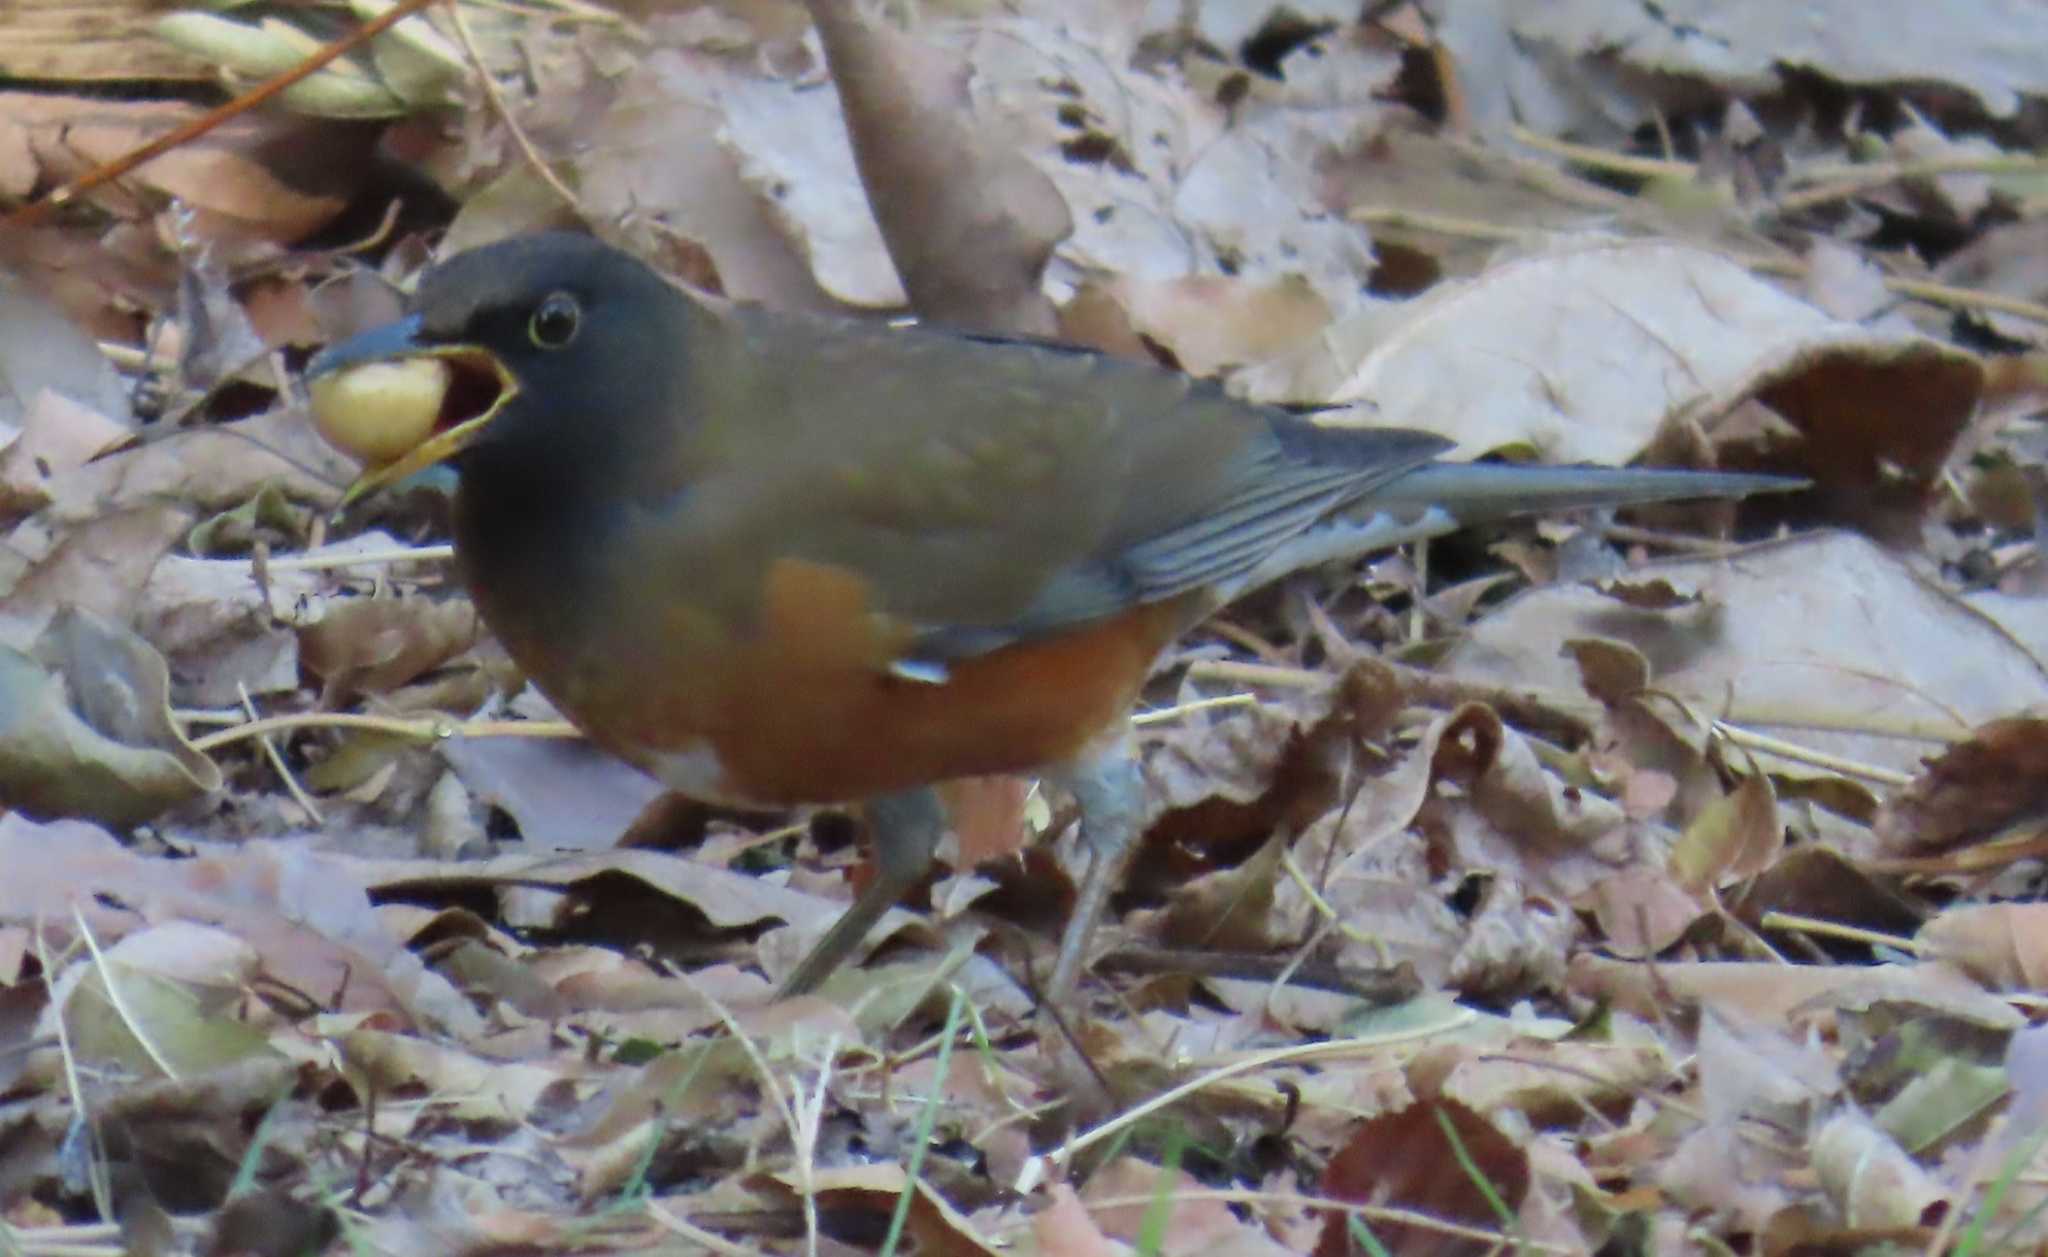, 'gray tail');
1220,462,1803,600
1370,462,1804,527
